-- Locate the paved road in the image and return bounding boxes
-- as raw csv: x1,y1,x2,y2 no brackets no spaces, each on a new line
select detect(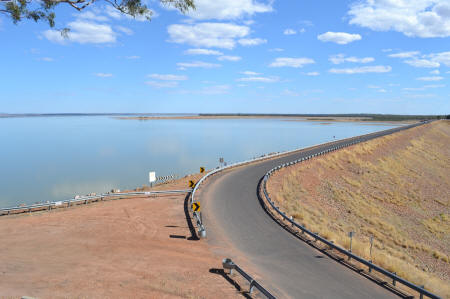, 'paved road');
200,123,425,298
